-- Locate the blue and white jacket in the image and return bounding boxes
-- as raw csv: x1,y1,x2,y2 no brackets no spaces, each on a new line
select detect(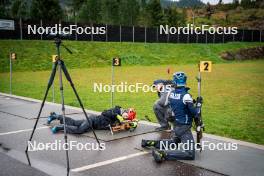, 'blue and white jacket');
166,87,198,125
